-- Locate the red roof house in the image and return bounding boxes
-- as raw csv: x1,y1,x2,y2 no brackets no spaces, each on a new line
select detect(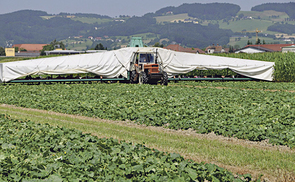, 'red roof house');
13,44,48,52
